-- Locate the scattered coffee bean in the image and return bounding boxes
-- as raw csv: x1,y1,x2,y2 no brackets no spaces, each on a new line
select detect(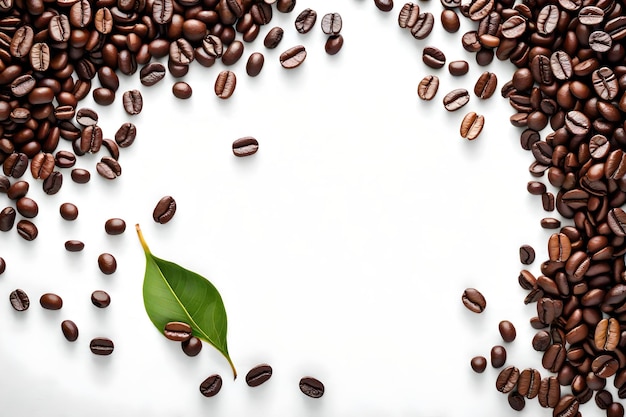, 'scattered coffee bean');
215,70,237,99
541,217,561,229
115,123,137,148
0,207,16,231
245,364,273,387
60,203,78,221
295,8,317,33
90,337,114,355
40,293,62,310
422,46,446,69
474,71,497,99
246,53,265,77
461,287,486,313
280,45,307,69
182,337,202,357
65,240,85,252
233,137,259,157
76,108,99,126
7,181,29,200
164,321,193,341
498,320,517,342
200,374,223,397
496,366,519,393
172,82,193,99
508,391,526,411
441,9,460,32
71,168,91,184
417,75,439,101
98,253,117,275
16,220,37,241
491,345,507,368
374,0,394,12
105,218,126,235
264,27,284,49
448,60,469,76
299,376,324,398
519,244,535,264
96,157,122,180
471,356,487,373
122,90,143,115
9,289,29,311
459,112,484,140
532,330,551,351
443,88,470,111
61,320,79,342
321,12,342,35
153,196,177,224
91,290,111,308
325,35,344,55
16,197,38,218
